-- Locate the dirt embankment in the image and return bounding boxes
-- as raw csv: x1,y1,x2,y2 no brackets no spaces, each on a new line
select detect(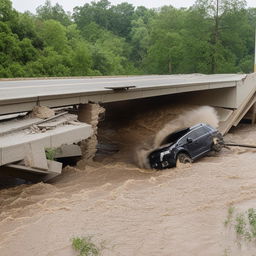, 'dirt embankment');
1,104,256,256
